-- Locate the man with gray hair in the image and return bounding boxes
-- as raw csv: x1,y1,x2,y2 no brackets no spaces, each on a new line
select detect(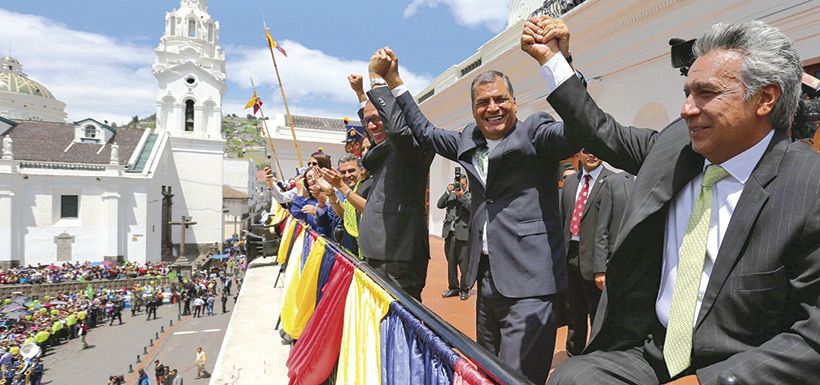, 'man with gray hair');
525,18,820,385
